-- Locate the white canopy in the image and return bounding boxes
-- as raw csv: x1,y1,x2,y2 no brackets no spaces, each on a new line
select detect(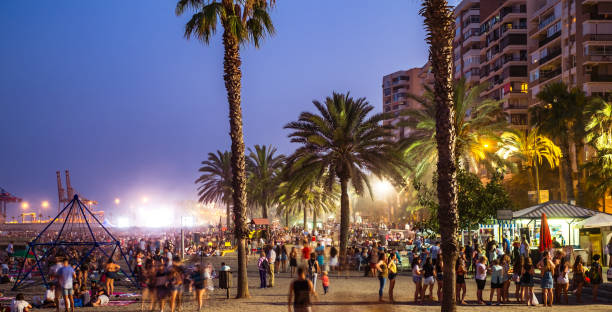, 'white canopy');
576,213,612,228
